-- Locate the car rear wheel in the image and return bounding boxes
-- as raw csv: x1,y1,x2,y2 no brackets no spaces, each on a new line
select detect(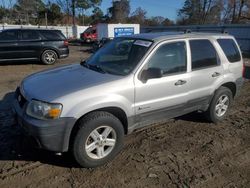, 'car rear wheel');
205,86,233,123
41,50,58,65
72,111,124,168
